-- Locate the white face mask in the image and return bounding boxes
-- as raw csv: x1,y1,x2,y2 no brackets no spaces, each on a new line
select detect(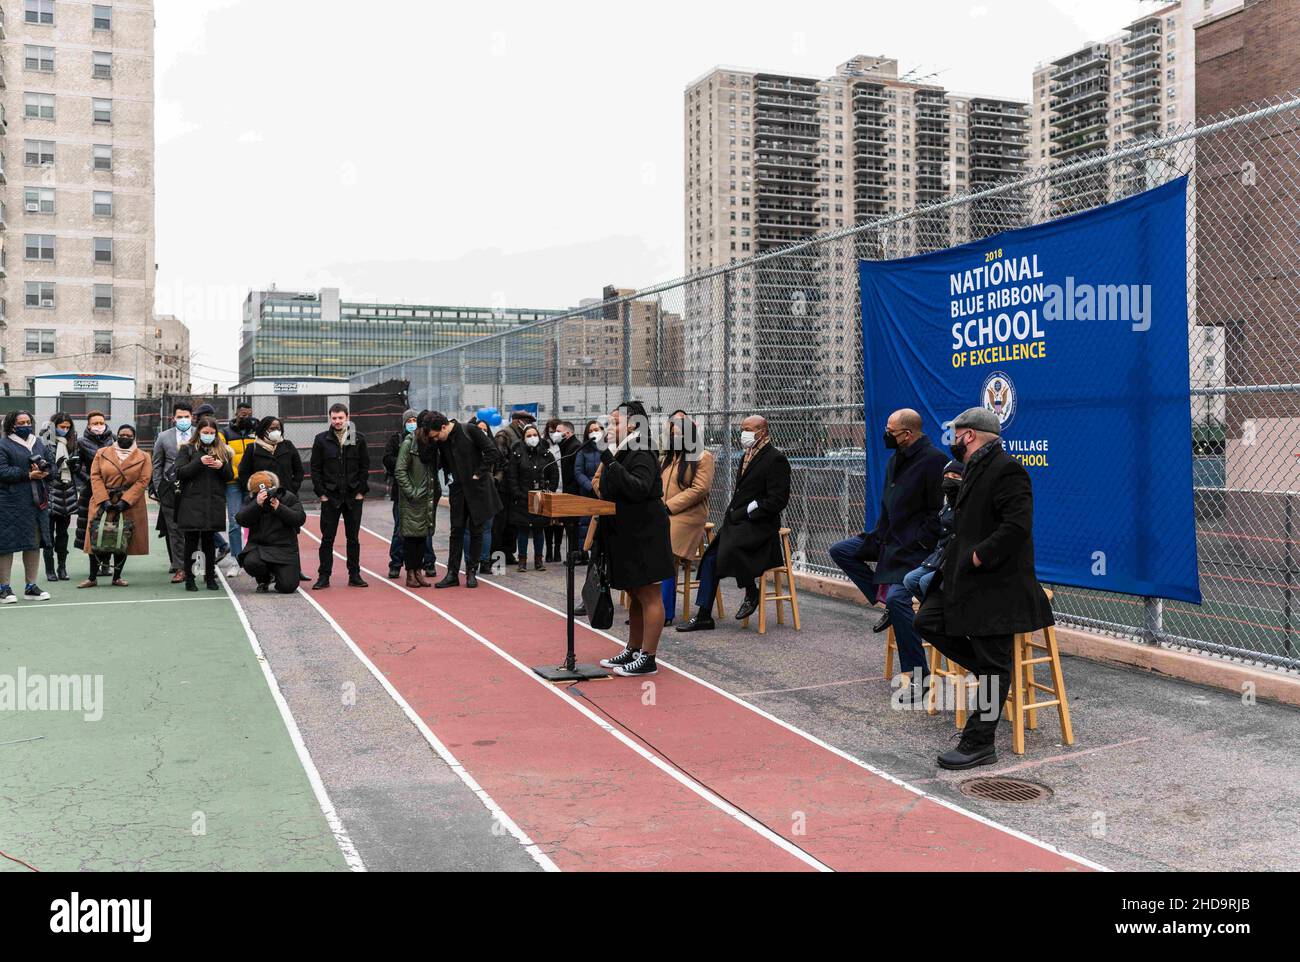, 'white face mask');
267,430,283,443
200,433,217,445
550,432,563,444
739,430,758,450
525,436,540,449
589,431,602,442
